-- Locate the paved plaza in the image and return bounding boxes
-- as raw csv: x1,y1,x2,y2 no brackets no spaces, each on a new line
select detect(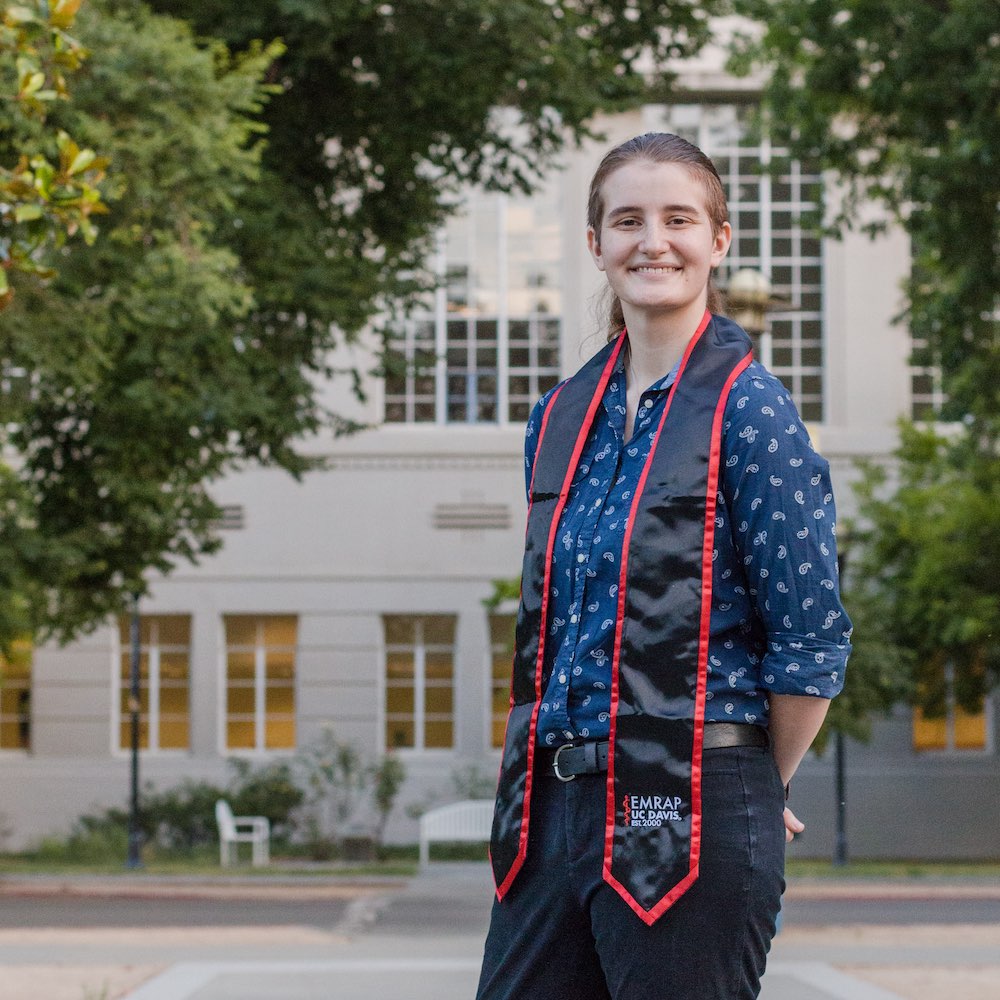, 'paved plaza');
0,864,998,999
